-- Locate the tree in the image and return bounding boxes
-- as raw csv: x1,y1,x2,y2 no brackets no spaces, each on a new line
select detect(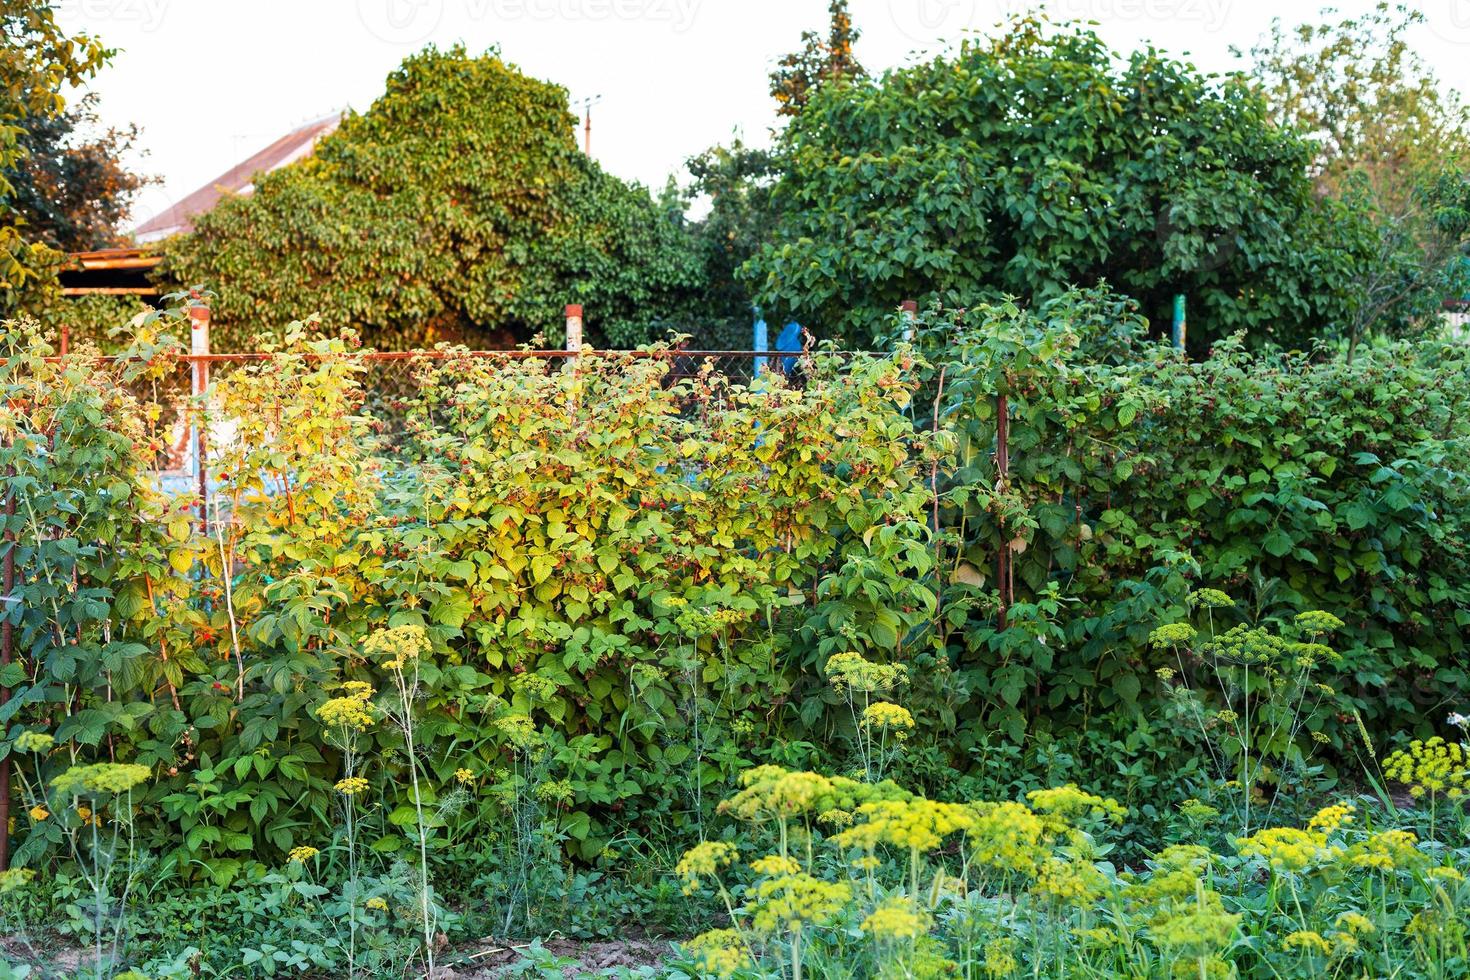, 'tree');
5,92,152,251
675,138,782,346
164,45,703,350
769,0,865,117
1,0,110,313
743,19,1369,348
1244,3,1470,355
